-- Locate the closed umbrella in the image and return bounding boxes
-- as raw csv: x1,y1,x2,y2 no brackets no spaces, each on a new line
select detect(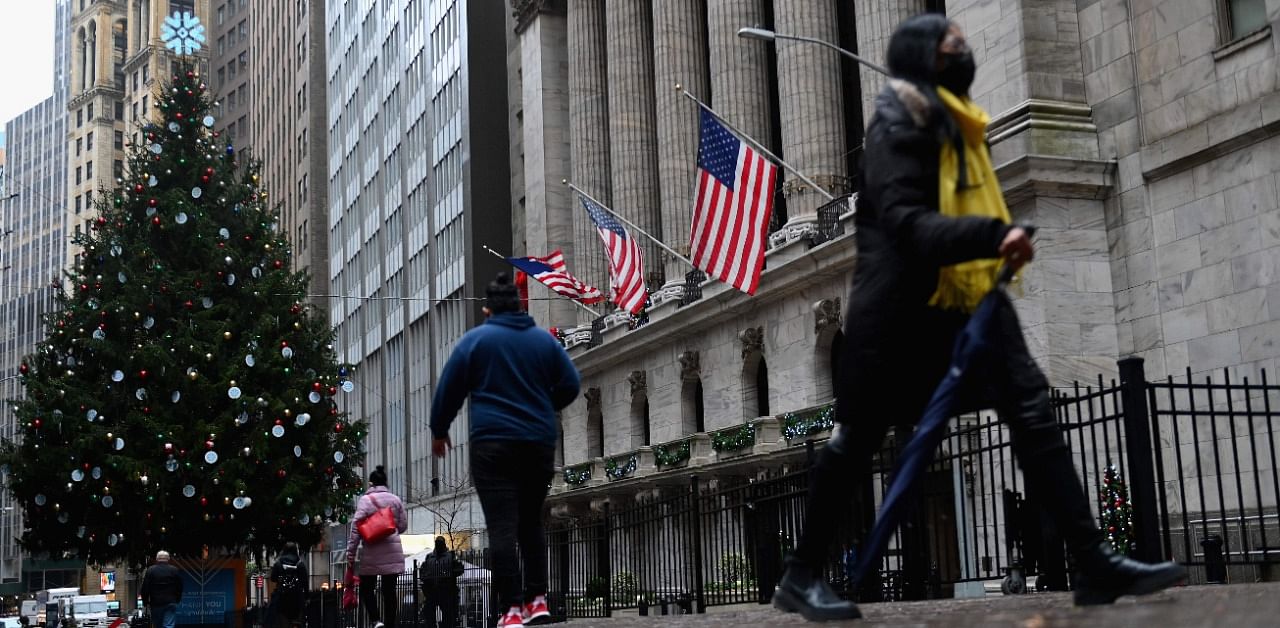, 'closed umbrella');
851,238,1032,587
